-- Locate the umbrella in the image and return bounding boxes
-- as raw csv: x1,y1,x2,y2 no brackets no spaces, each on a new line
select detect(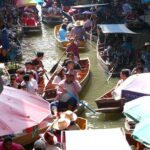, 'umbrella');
16,0,36,7
113,73,150,101
123,96,150,122
81,11,95,14
132,118,150,148
0,86,51,136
